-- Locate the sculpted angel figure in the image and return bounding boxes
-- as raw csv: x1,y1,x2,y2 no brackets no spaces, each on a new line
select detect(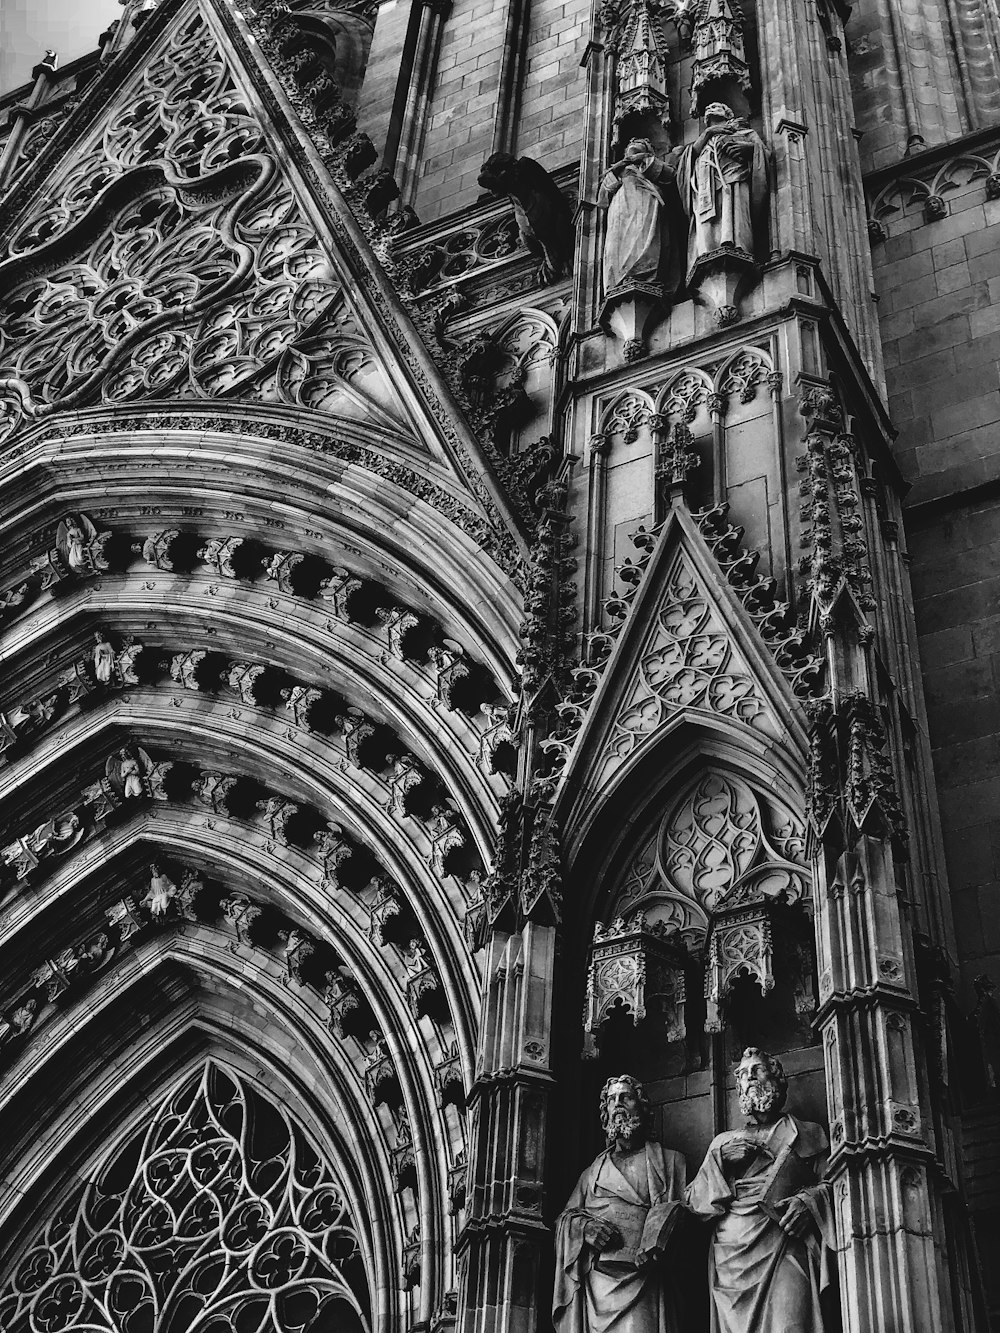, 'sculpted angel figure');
28,812,83,858
107,747,153,801
686,1047,836,1333
554,1074,687,1333
598,138,677,295
57,513,108,575
674,103,769,281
